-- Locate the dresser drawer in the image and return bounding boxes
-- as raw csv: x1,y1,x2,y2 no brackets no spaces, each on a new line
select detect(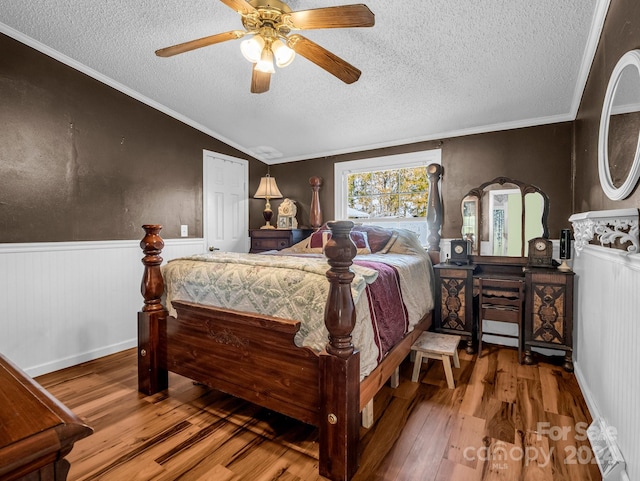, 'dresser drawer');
249,229,313,253
252,236,290,251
